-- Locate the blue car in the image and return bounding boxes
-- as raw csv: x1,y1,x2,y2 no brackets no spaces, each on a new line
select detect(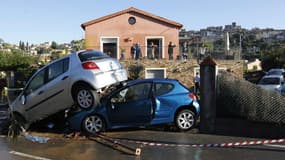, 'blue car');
68,79,200,134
